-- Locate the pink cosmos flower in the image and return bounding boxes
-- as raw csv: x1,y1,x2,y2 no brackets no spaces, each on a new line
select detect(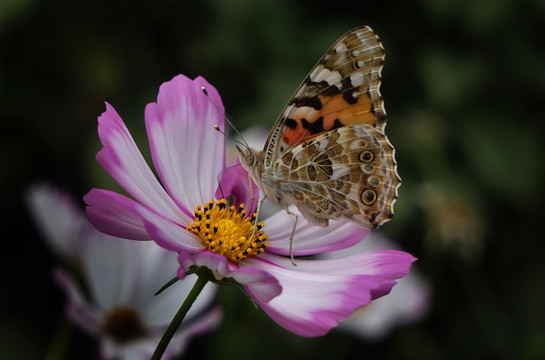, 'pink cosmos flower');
84,74,416,337
27,184,221,359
